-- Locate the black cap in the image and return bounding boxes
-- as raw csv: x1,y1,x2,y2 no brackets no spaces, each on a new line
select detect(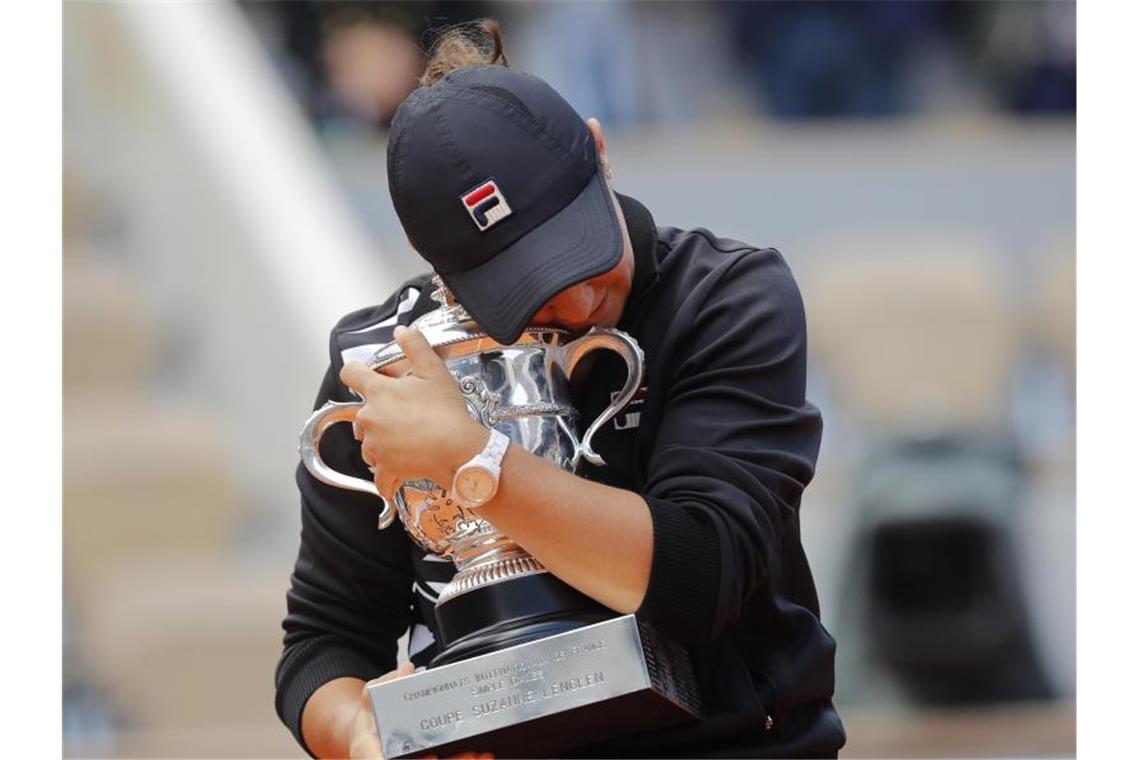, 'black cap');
386,65,622,345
